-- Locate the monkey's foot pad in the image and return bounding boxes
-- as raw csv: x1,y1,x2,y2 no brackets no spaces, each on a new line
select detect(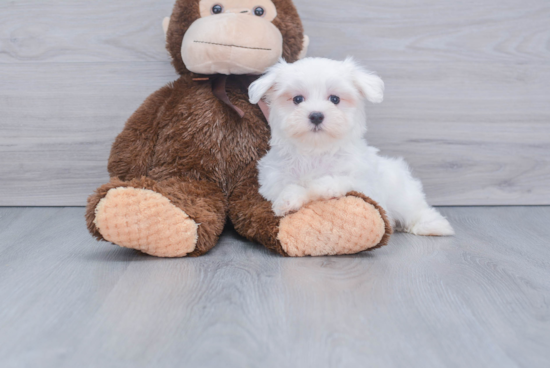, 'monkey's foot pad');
278,195,389,257
94,188,198,258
